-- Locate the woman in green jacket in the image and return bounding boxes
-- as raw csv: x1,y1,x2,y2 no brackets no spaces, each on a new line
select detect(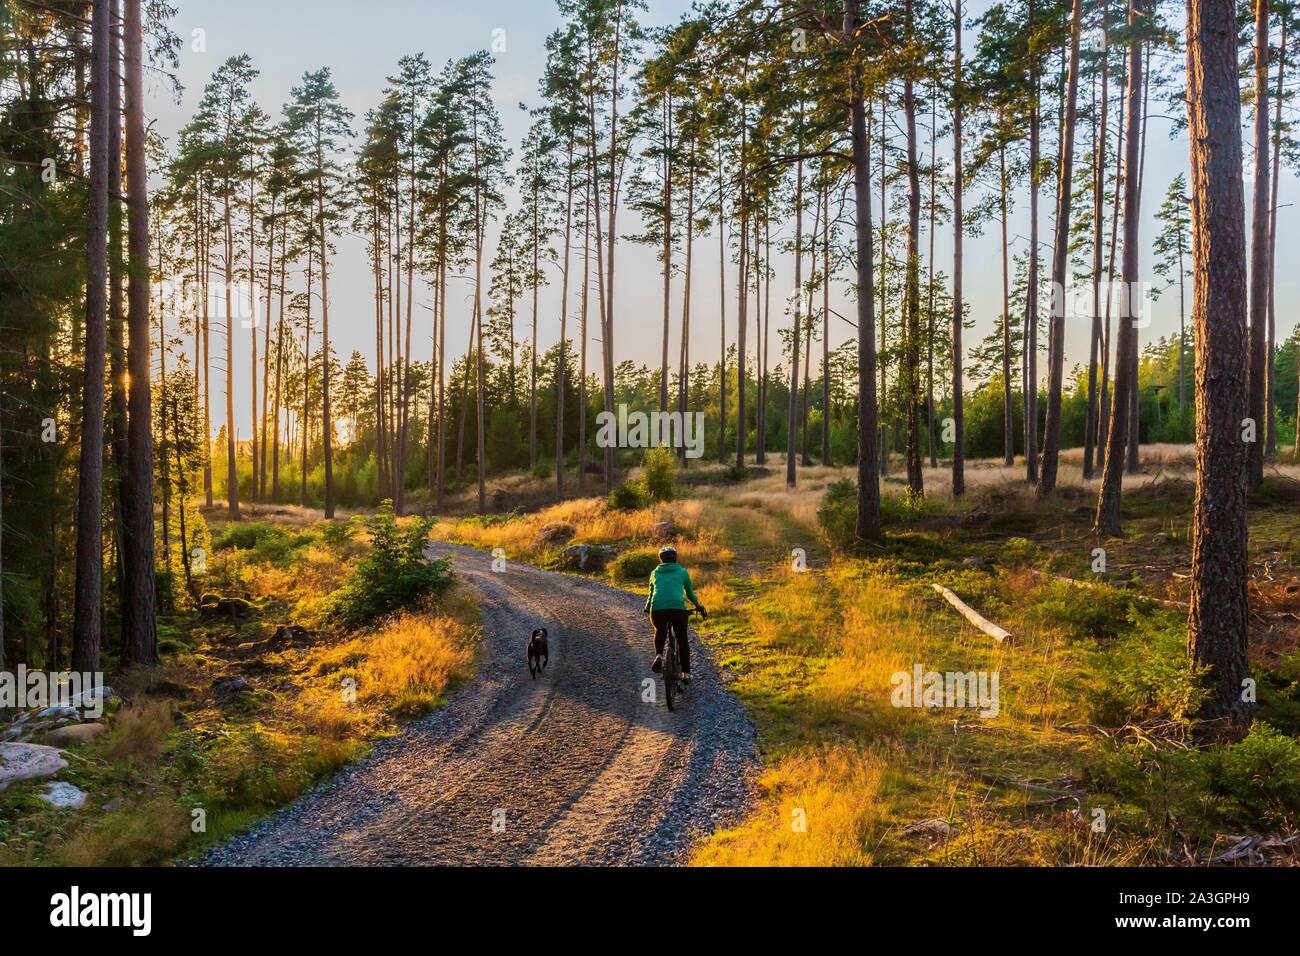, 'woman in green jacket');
644,546,705,683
